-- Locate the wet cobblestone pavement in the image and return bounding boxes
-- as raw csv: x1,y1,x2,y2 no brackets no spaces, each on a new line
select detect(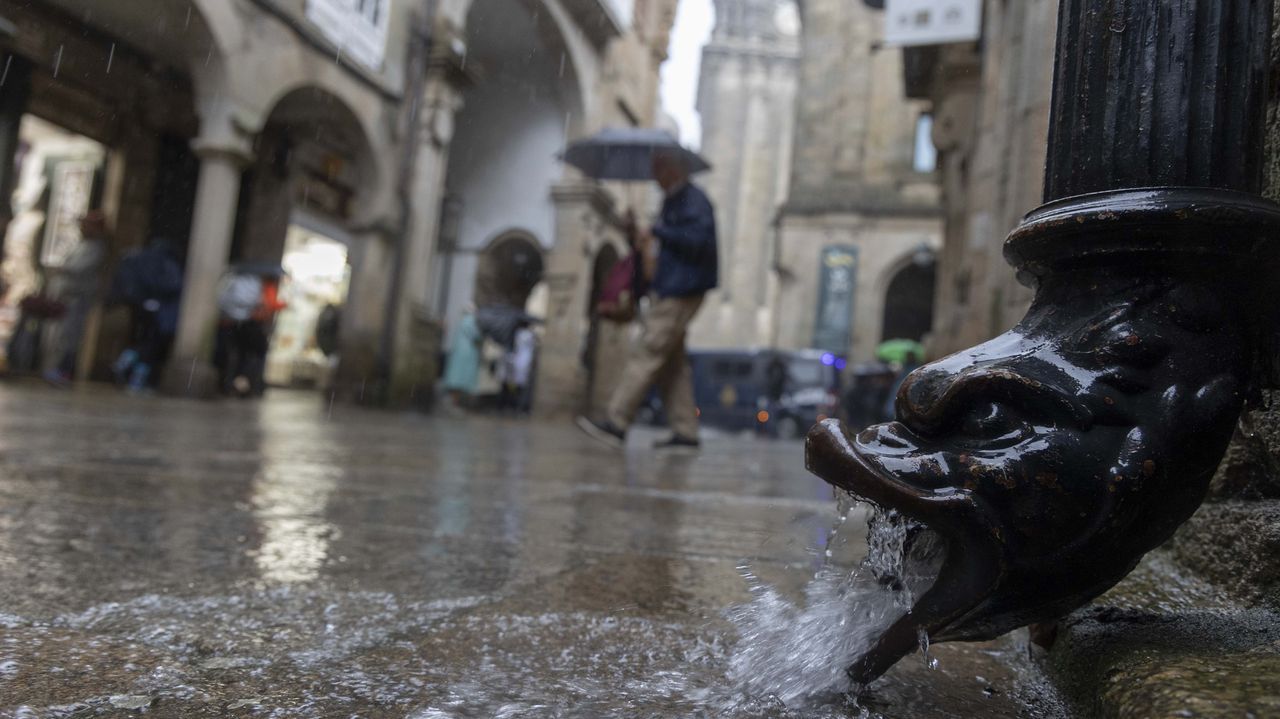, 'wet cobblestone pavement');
0,385,1064,717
